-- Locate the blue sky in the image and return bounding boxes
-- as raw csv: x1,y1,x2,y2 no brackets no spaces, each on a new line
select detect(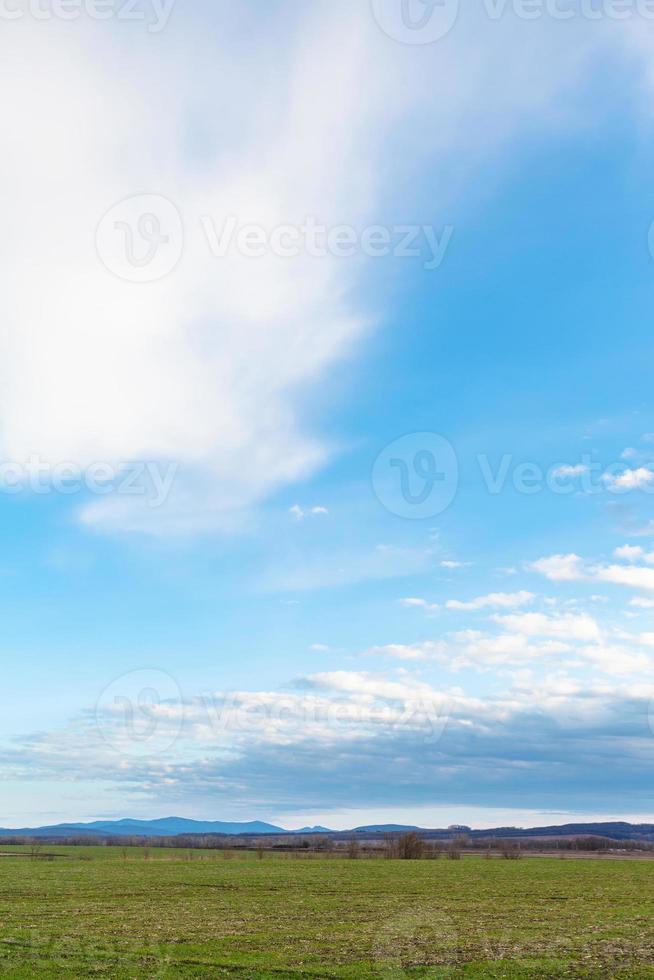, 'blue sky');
2,0,654,829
